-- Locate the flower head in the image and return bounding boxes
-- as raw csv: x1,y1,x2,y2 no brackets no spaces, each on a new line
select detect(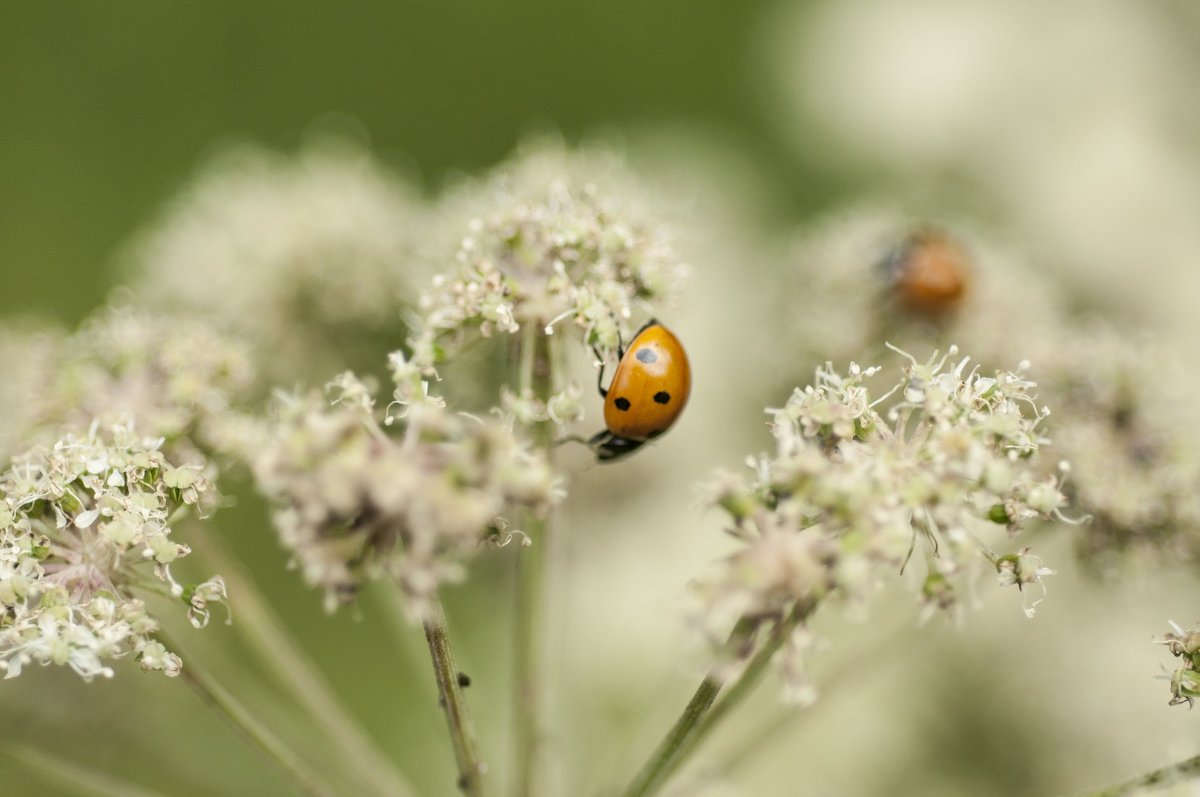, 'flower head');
125,140,421,379
393,145,688,412
0,306,254,474
252,375,560,616
695,347,1068,696
0,421,225,680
